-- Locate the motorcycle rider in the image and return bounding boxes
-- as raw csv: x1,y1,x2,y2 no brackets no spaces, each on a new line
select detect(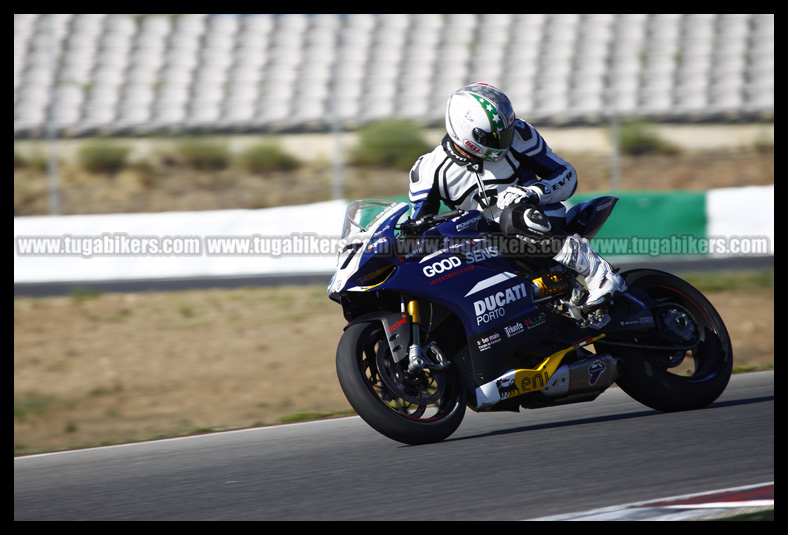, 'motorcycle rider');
408,82,626,310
